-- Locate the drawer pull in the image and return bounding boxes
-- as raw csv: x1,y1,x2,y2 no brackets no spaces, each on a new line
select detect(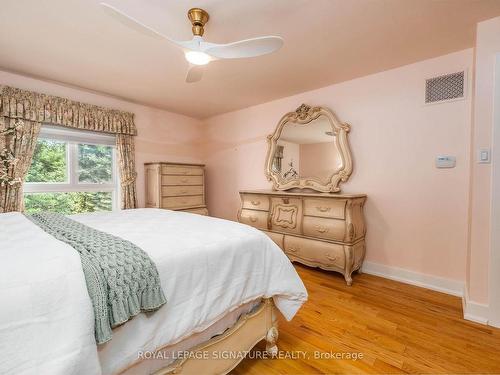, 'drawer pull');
317,206,331,213
326,253,338,262
288,247,299,253
181,178,189,183
180,190,188,194
249,216,258,223
315,225,329,233
251,200,261,206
